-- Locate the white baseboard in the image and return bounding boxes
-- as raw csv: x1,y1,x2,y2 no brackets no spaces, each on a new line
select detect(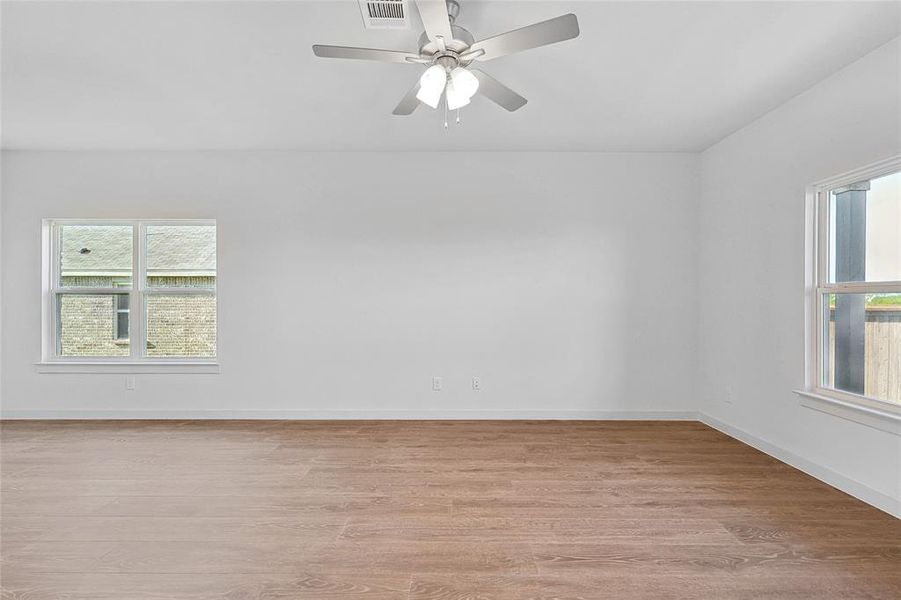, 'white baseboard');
0,409,699,421
698,412,900,519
